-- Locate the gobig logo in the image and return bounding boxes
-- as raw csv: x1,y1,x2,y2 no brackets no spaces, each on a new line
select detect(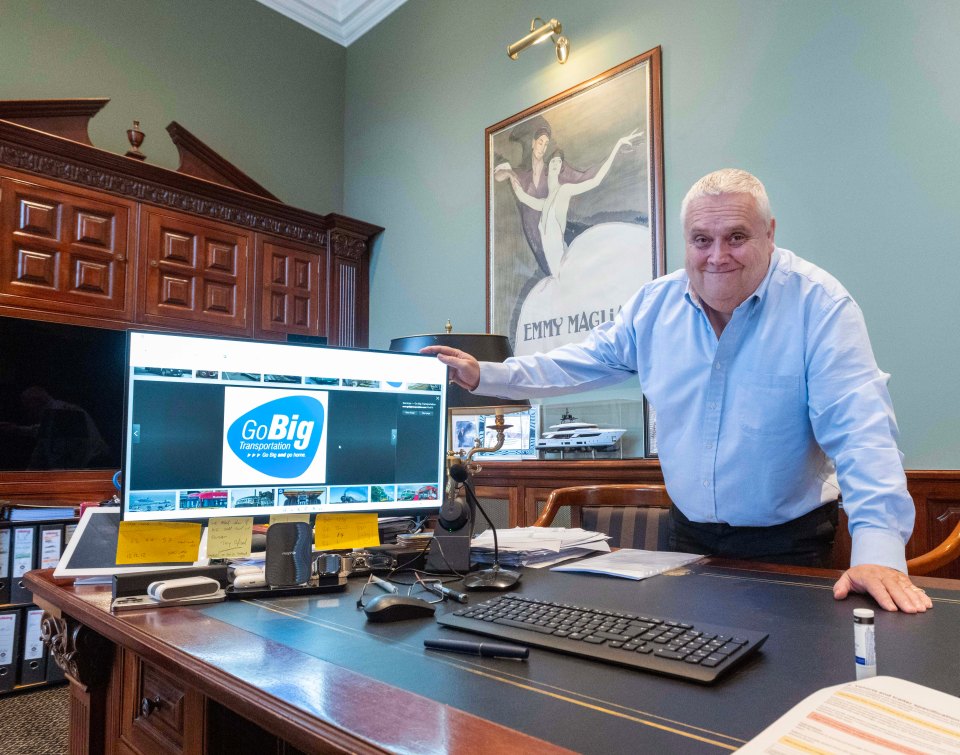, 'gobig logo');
225,395,324,478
